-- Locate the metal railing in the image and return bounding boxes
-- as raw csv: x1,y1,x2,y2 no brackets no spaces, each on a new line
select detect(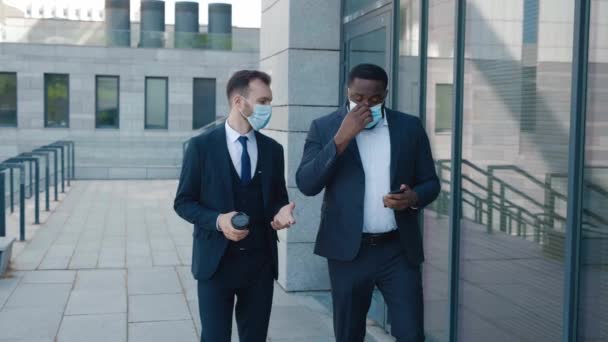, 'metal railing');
432,159,608,246
1,140,75,241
